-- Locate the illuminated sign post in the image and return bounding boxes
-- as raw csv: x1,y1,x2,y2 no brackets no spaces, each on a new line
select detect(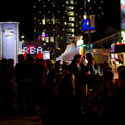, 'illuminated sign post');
22,45,43,59
0,22,19,64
